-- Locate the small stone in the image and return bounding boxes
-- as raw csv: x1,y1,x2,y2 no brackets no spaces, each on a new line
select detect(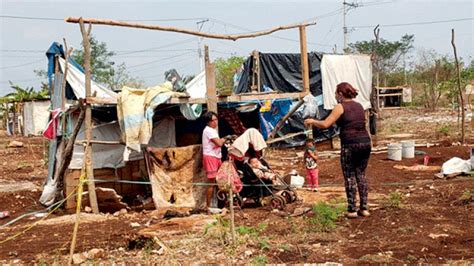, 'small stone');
15,195,21,199
428,233,449,239
151,248,164,255
130,222,141,228
119,208,128,215
72,253,87,264
349,234,356,238
84,206,92,213
87,248,104,259
31,189,38,193
312,243,321,248
113,211,120,217
244,250,253,257
7,141,24,148
421,247,428,252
